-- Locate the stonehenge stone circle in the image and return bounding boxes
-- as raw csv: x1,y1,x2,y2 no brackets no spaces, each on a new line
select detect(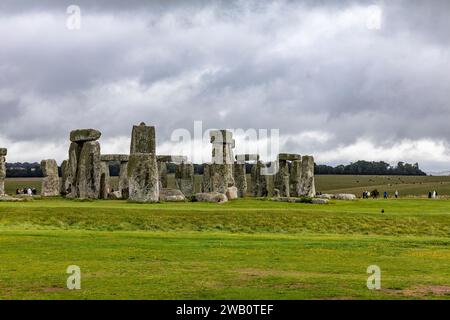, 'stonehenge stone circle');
0,148,6,196
175,161,194,197
127,153,159,202
41,159,60,197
